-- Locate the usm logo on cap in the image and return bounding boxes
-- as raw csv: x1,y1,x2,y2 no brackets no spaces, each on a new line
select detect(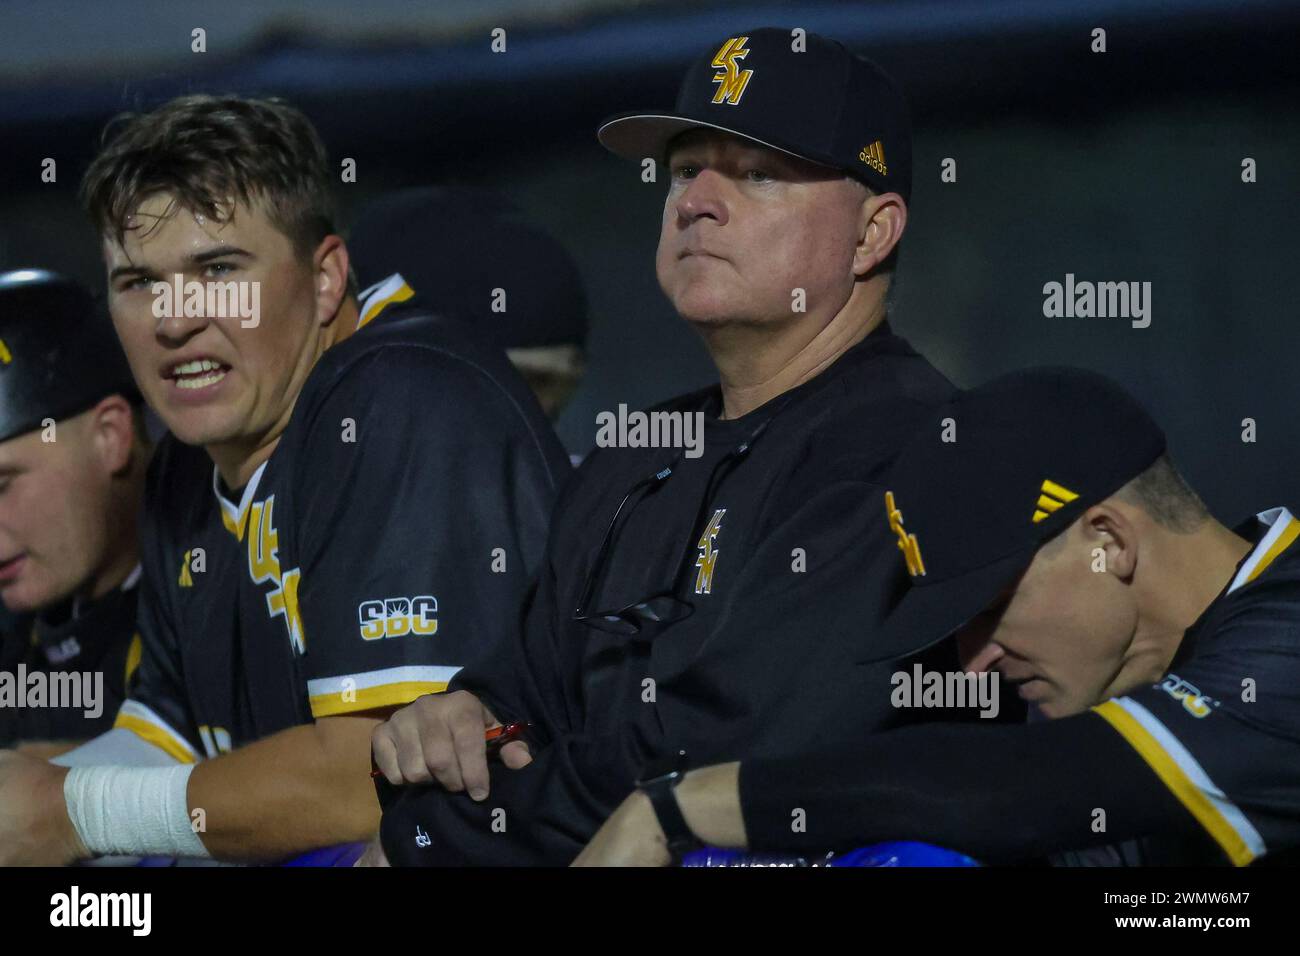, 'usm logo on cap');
711,36,753,106
885,491,926,577
1033,479,1079,523
859,140,888,176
